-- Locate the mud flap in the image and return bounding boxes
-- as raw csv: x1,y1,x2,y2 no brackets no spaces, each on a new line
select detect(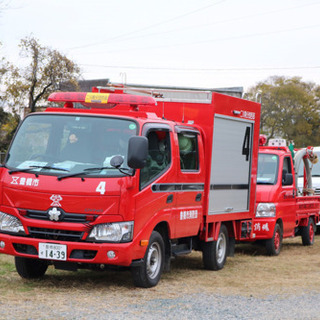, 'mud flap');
228,237,235,257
